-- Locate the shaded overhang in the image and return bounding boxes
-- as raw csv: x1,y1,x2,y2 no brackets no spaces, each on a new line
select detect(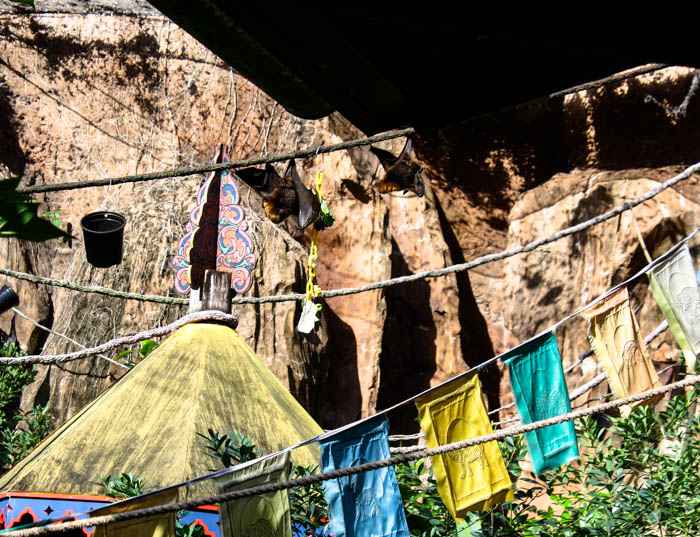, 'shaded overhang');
144,2,700,134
